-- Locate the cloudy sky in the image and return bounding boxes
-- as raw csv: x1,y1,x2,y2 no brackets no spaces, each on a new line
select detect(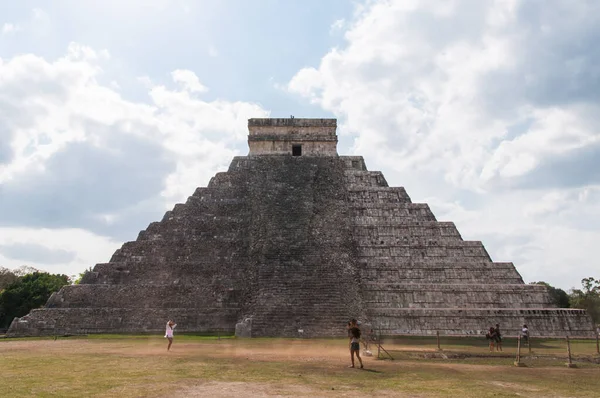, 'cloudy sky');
1,0,598,291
